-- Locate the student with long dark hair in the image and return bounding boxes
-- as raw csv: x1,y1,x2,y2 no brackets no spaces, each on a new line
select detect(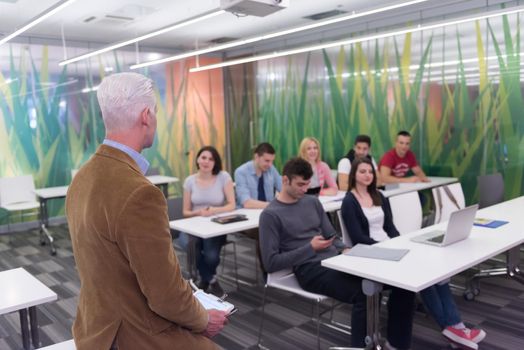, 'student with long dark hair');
340,158,486,350
180,146,235,298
